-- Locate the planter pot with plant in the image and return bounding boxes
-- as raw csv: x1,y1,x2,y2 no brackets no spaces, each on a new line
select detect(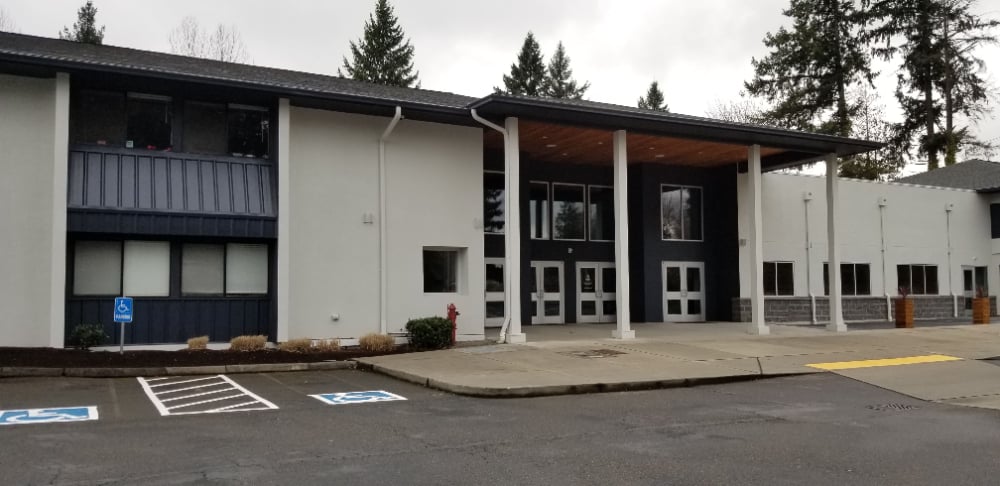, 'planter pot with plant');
972,287,991,325
895,287,914,329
